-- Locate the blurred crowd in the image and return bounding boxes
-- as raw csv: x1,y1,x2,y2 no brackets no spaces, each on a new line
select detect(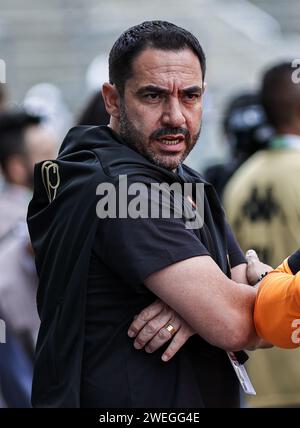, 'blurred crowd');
0,58,300,407
0,79,109,407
